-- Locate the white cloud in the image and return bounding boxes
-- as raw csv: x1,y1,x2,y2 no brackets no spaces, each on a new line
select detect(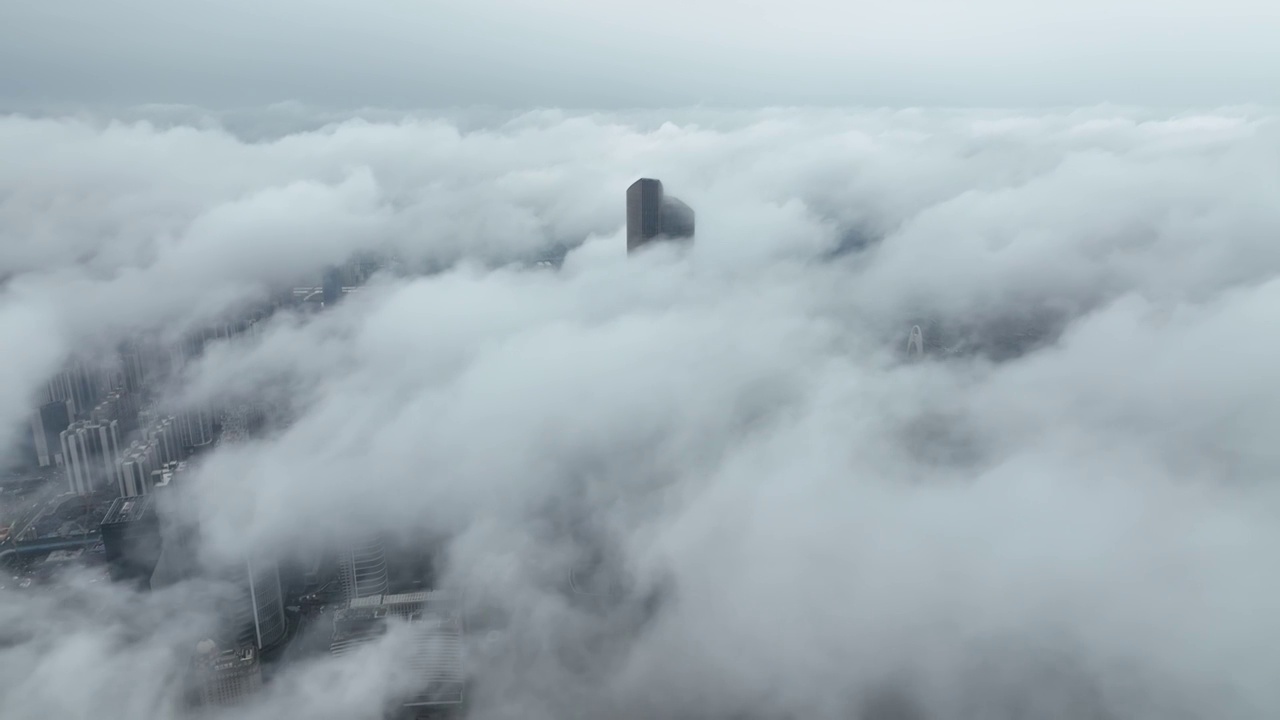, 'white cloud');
3,106,1280,718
